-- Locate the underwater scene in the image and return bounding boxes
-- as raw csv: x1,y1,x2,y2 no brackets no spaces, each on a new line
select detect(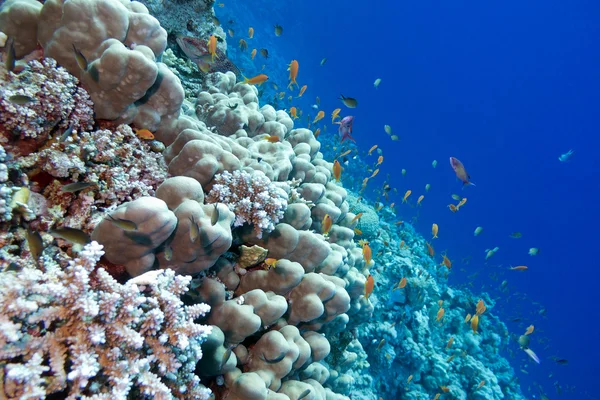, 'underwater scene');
0,0,598,399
